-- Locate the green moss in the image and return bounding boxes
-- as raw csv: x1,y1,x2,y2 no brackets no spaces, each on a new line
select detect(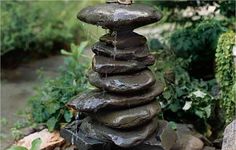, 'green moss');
215,31,236,123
